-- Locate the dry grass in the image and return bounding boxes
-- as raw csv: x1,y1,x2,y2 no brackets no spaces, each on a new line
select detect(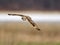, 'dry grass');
0,22,60,43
